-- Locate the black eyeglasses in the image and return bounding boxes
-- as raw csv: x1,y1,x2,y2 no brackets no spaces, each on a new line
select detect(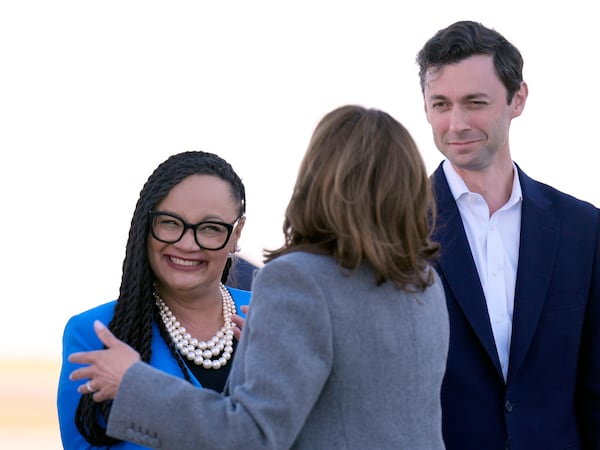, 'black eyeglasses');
149,211,242,251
